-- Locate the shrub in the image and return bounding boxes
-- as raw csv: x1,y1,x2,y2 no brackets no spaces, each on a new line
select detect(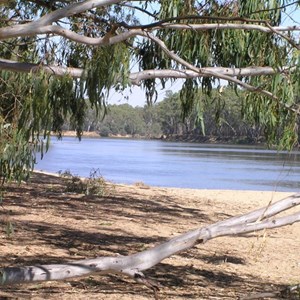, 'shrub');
58,169,111,197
